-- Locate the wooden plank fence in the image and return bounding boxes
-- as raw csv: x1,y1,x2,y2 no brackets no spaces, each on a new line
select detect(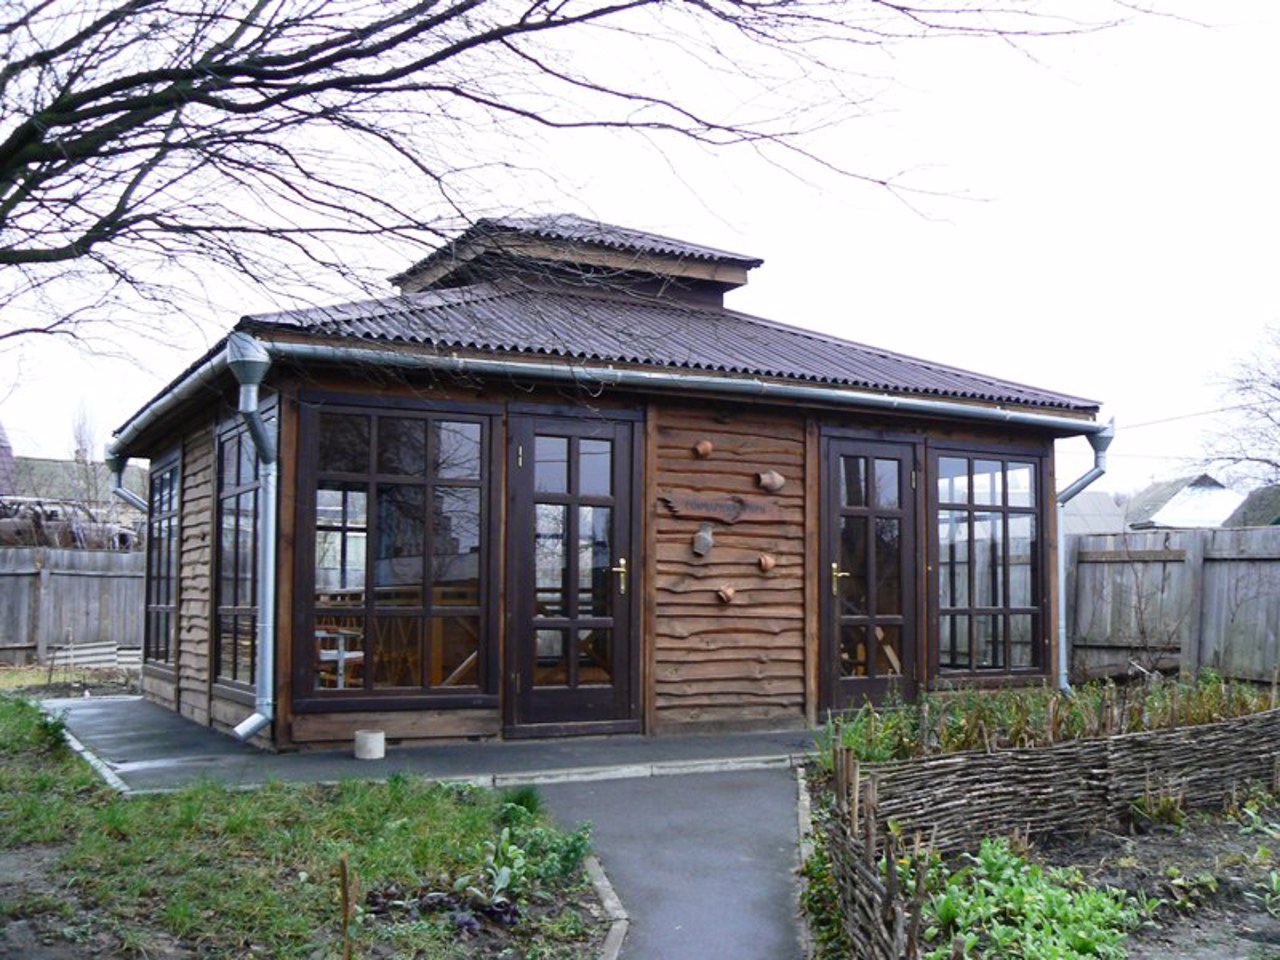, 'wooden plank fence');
0,547,144,665
1068,528,1280,682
